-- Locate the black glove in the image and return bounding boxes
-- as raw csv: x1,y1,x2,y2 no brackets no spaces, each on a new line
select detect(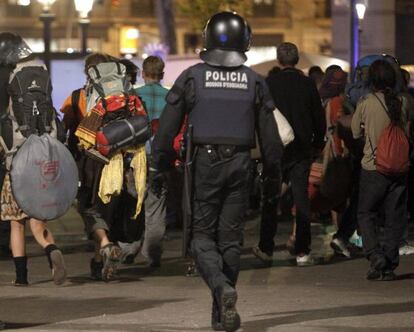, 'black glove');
148,167,166,198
